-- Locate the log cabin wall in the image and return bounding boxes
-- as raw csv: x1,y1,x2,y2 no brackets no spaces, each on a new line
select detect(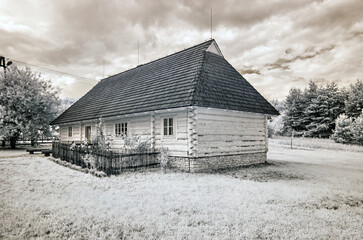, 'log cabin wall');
196,107,267,156
168,107,268,172
59,124,81,143
58,108,190,157
154,109,189,157
58,106,269,172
